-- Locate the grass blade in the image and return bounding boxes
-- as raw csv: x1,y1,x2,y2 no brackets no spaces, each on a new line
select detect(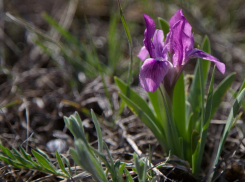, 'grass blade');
117,0,133,85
